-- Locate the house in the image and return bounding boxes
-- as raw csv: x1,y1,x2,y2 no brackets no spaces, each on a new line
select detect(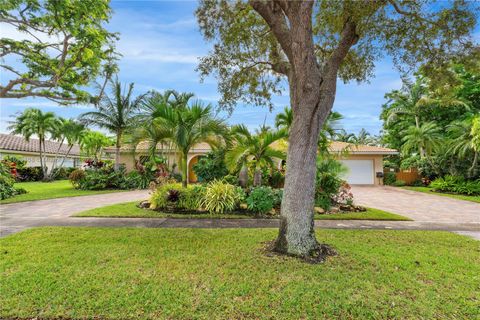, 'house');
0,133,81,169
107,140,398,185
